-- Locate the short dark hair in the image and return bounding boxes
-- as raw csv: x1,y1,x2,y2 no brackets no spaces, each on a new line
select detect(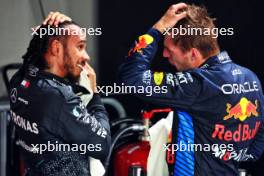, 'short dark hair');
21,21,79,72
172,4,220,58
